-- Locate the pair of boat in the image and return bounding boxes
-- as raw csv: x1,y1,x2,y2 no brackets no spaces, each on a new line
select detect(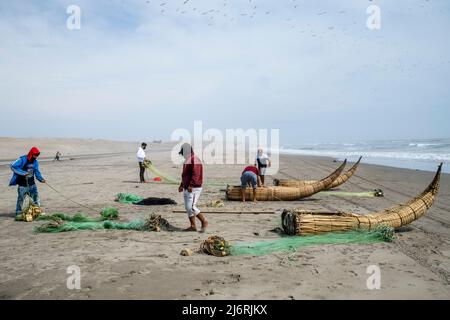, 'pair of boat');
225,158,443,235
